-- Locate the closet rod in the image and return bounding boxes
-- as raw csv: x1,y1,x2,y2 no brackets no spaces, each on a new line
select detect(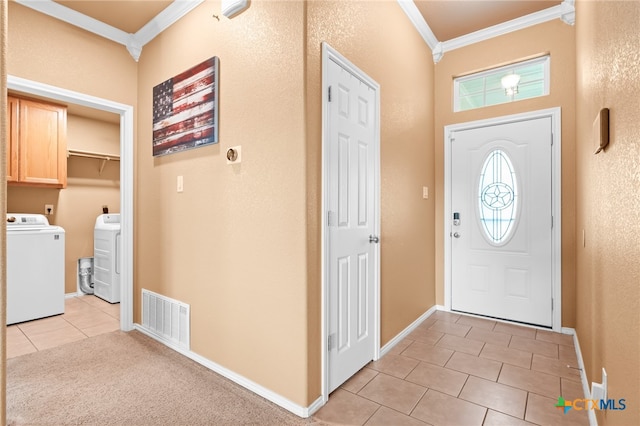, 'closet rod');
67,148,120,161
